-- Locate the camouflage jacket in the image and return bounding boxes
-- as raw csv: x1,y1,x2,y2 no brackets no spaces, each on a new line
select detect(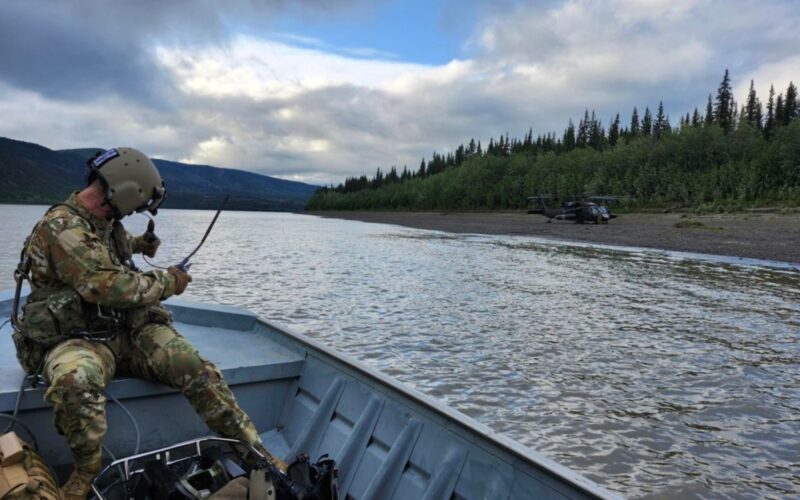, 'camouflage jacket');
19,192,176,344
